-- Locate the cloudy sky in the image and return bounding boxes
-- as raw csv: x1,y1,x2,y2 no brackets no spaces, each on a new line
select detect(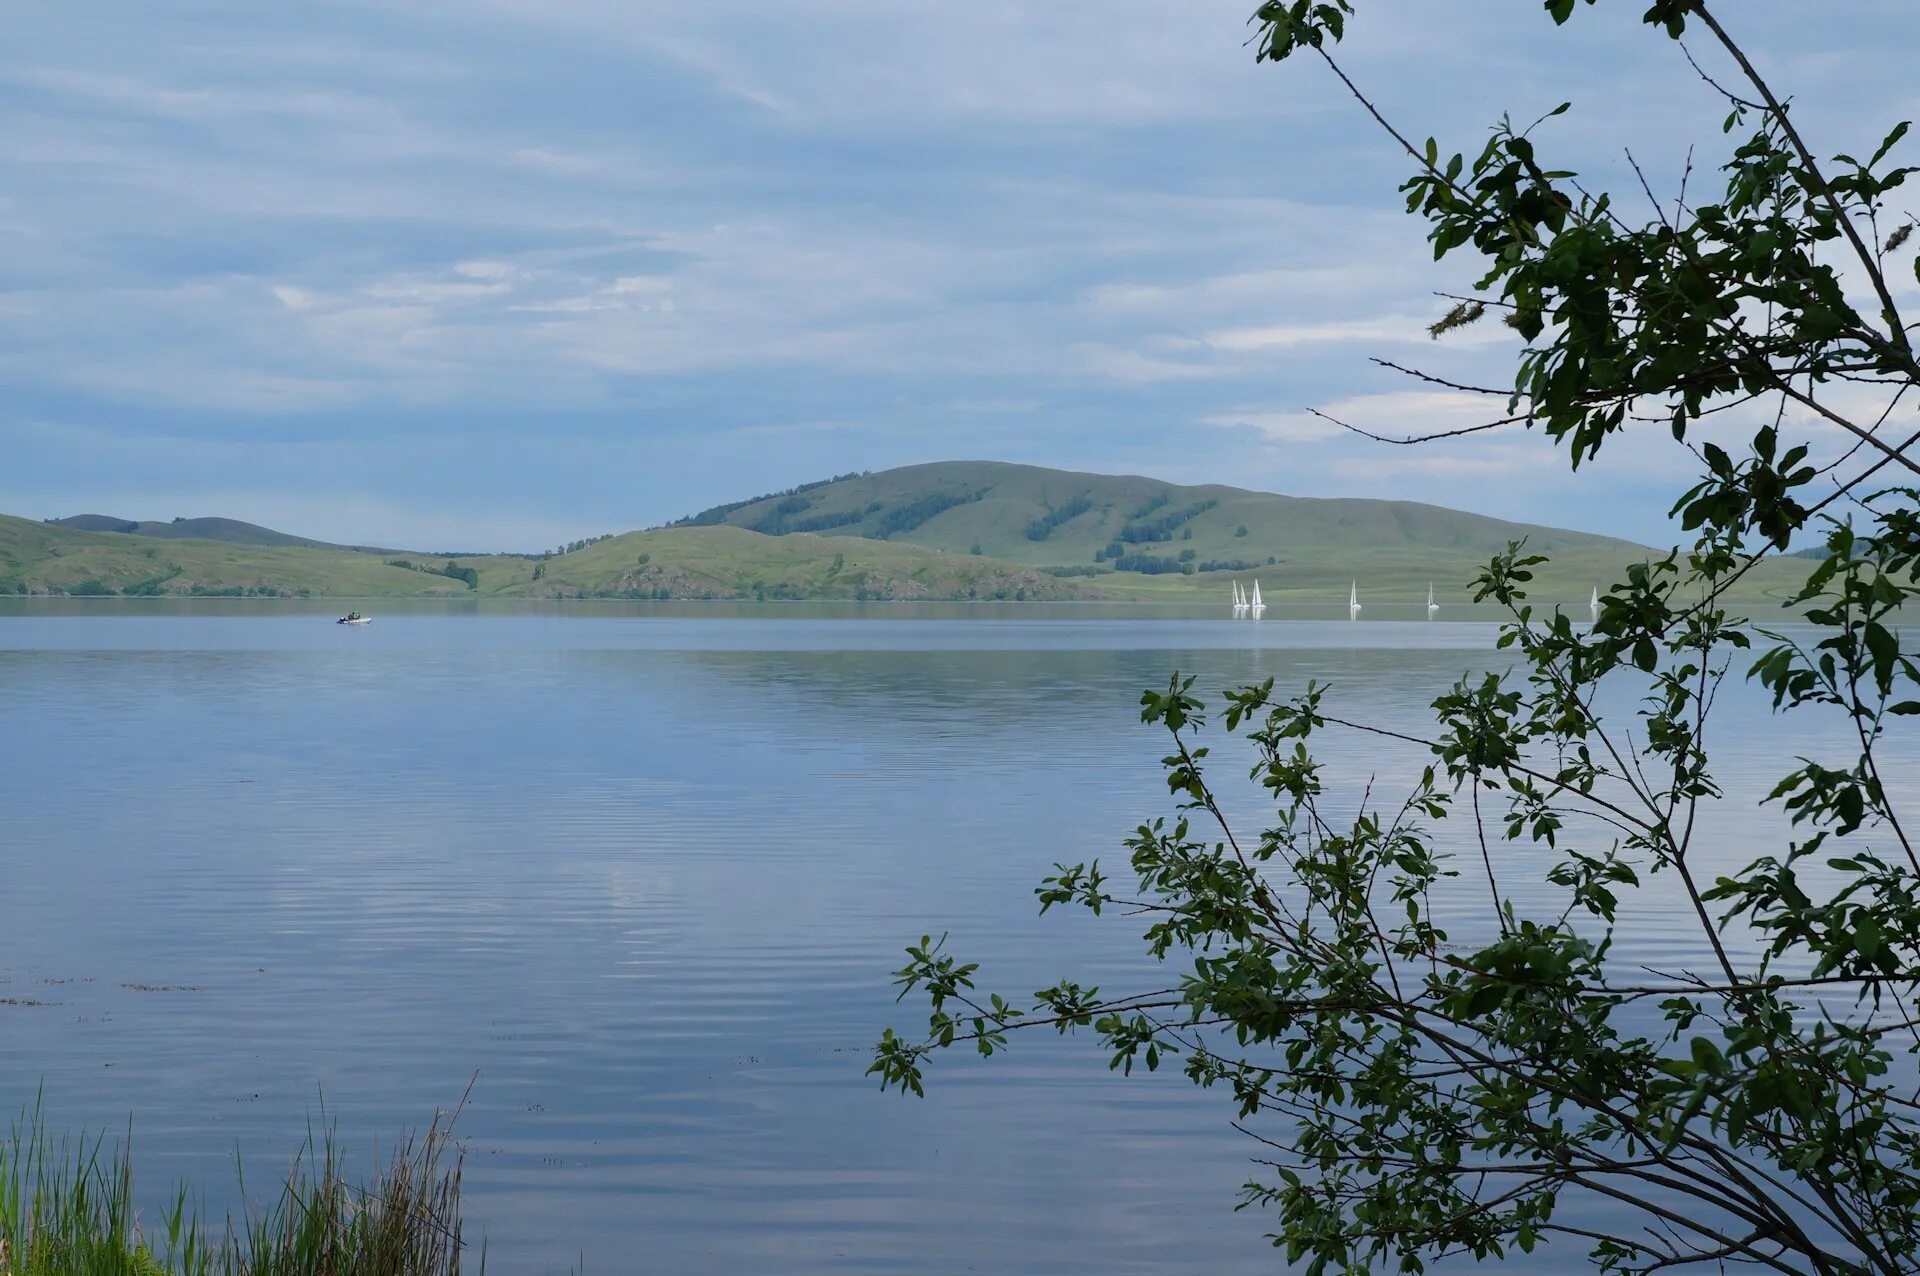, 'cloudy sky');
4,1,1917,549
